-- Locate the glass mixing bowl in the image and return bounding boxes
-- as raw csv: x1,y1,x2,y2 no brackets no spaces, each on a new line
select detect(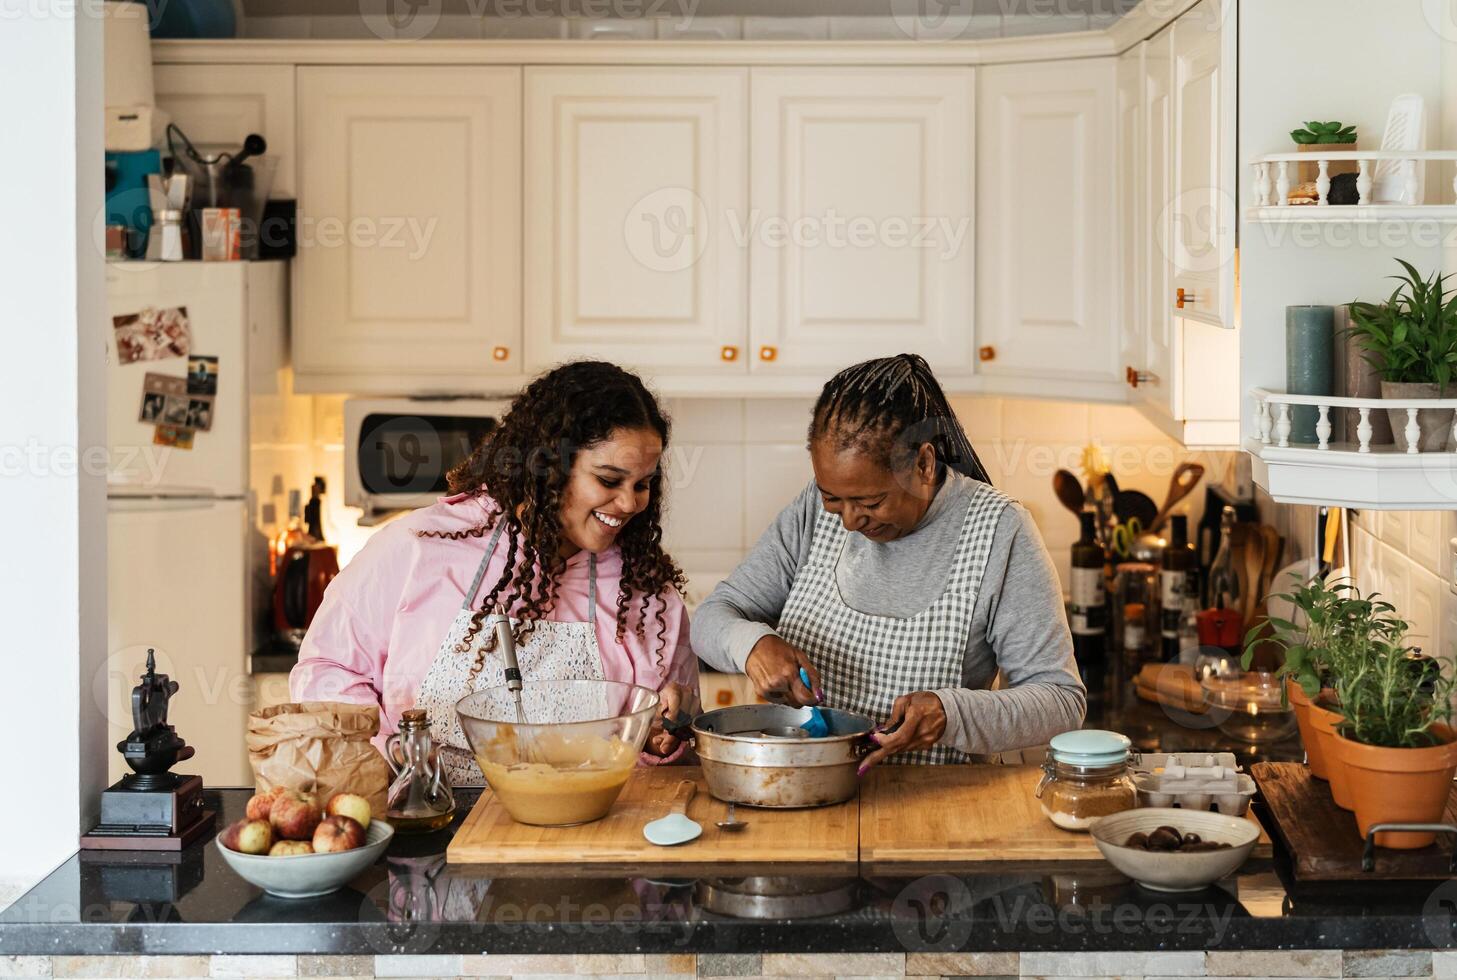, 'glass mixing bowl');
455,680,660,826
